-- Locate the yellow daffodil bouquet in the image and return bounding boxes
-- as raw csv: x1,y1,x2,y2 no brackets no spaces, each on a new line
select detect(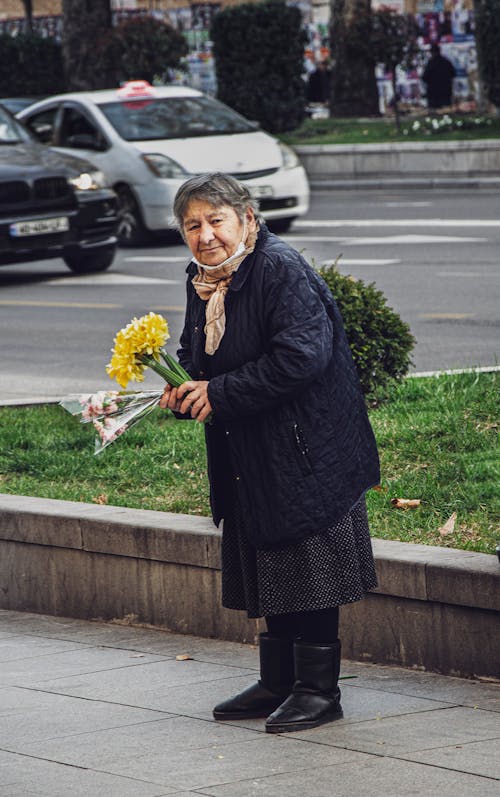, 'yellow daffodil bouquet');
105,311,190,390
60,312,192,454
